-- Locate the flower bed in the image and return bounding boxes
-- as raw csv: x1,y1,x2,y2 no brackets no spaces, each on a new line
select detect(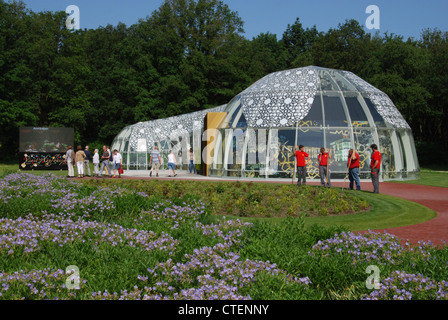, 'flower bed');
0,173,447,300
